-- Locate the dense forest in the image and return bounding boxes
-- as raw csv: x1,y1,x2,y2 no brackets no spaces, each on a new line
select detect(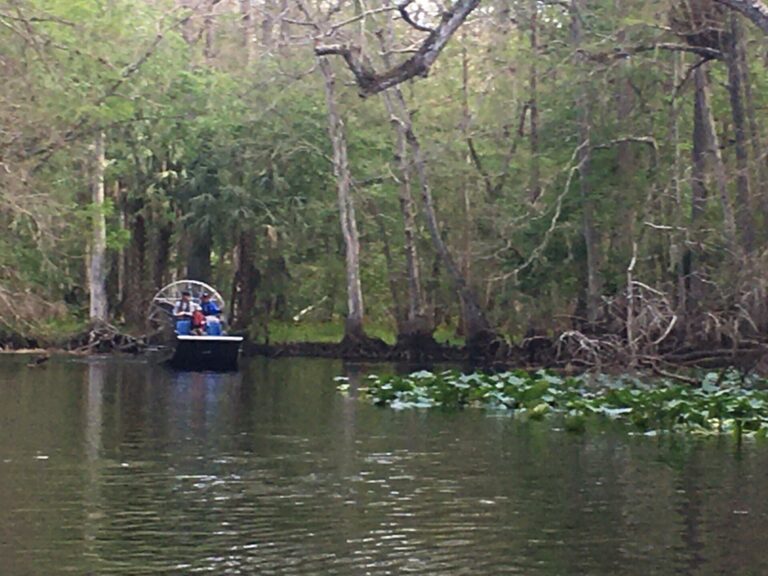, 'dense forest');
4,0,768,362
